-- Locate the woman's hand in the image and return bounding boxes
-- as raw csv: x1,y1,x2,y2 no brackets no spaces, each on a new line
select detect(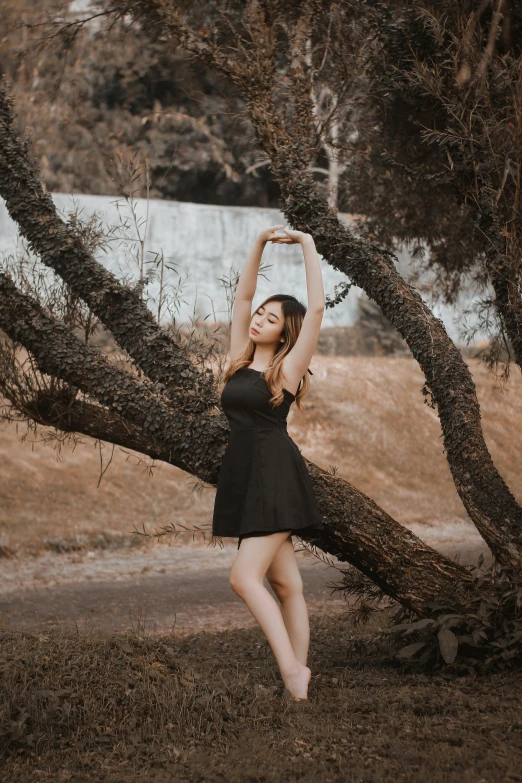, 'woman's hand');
280,226,313,245
258,225,313,245
258,225,286,243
